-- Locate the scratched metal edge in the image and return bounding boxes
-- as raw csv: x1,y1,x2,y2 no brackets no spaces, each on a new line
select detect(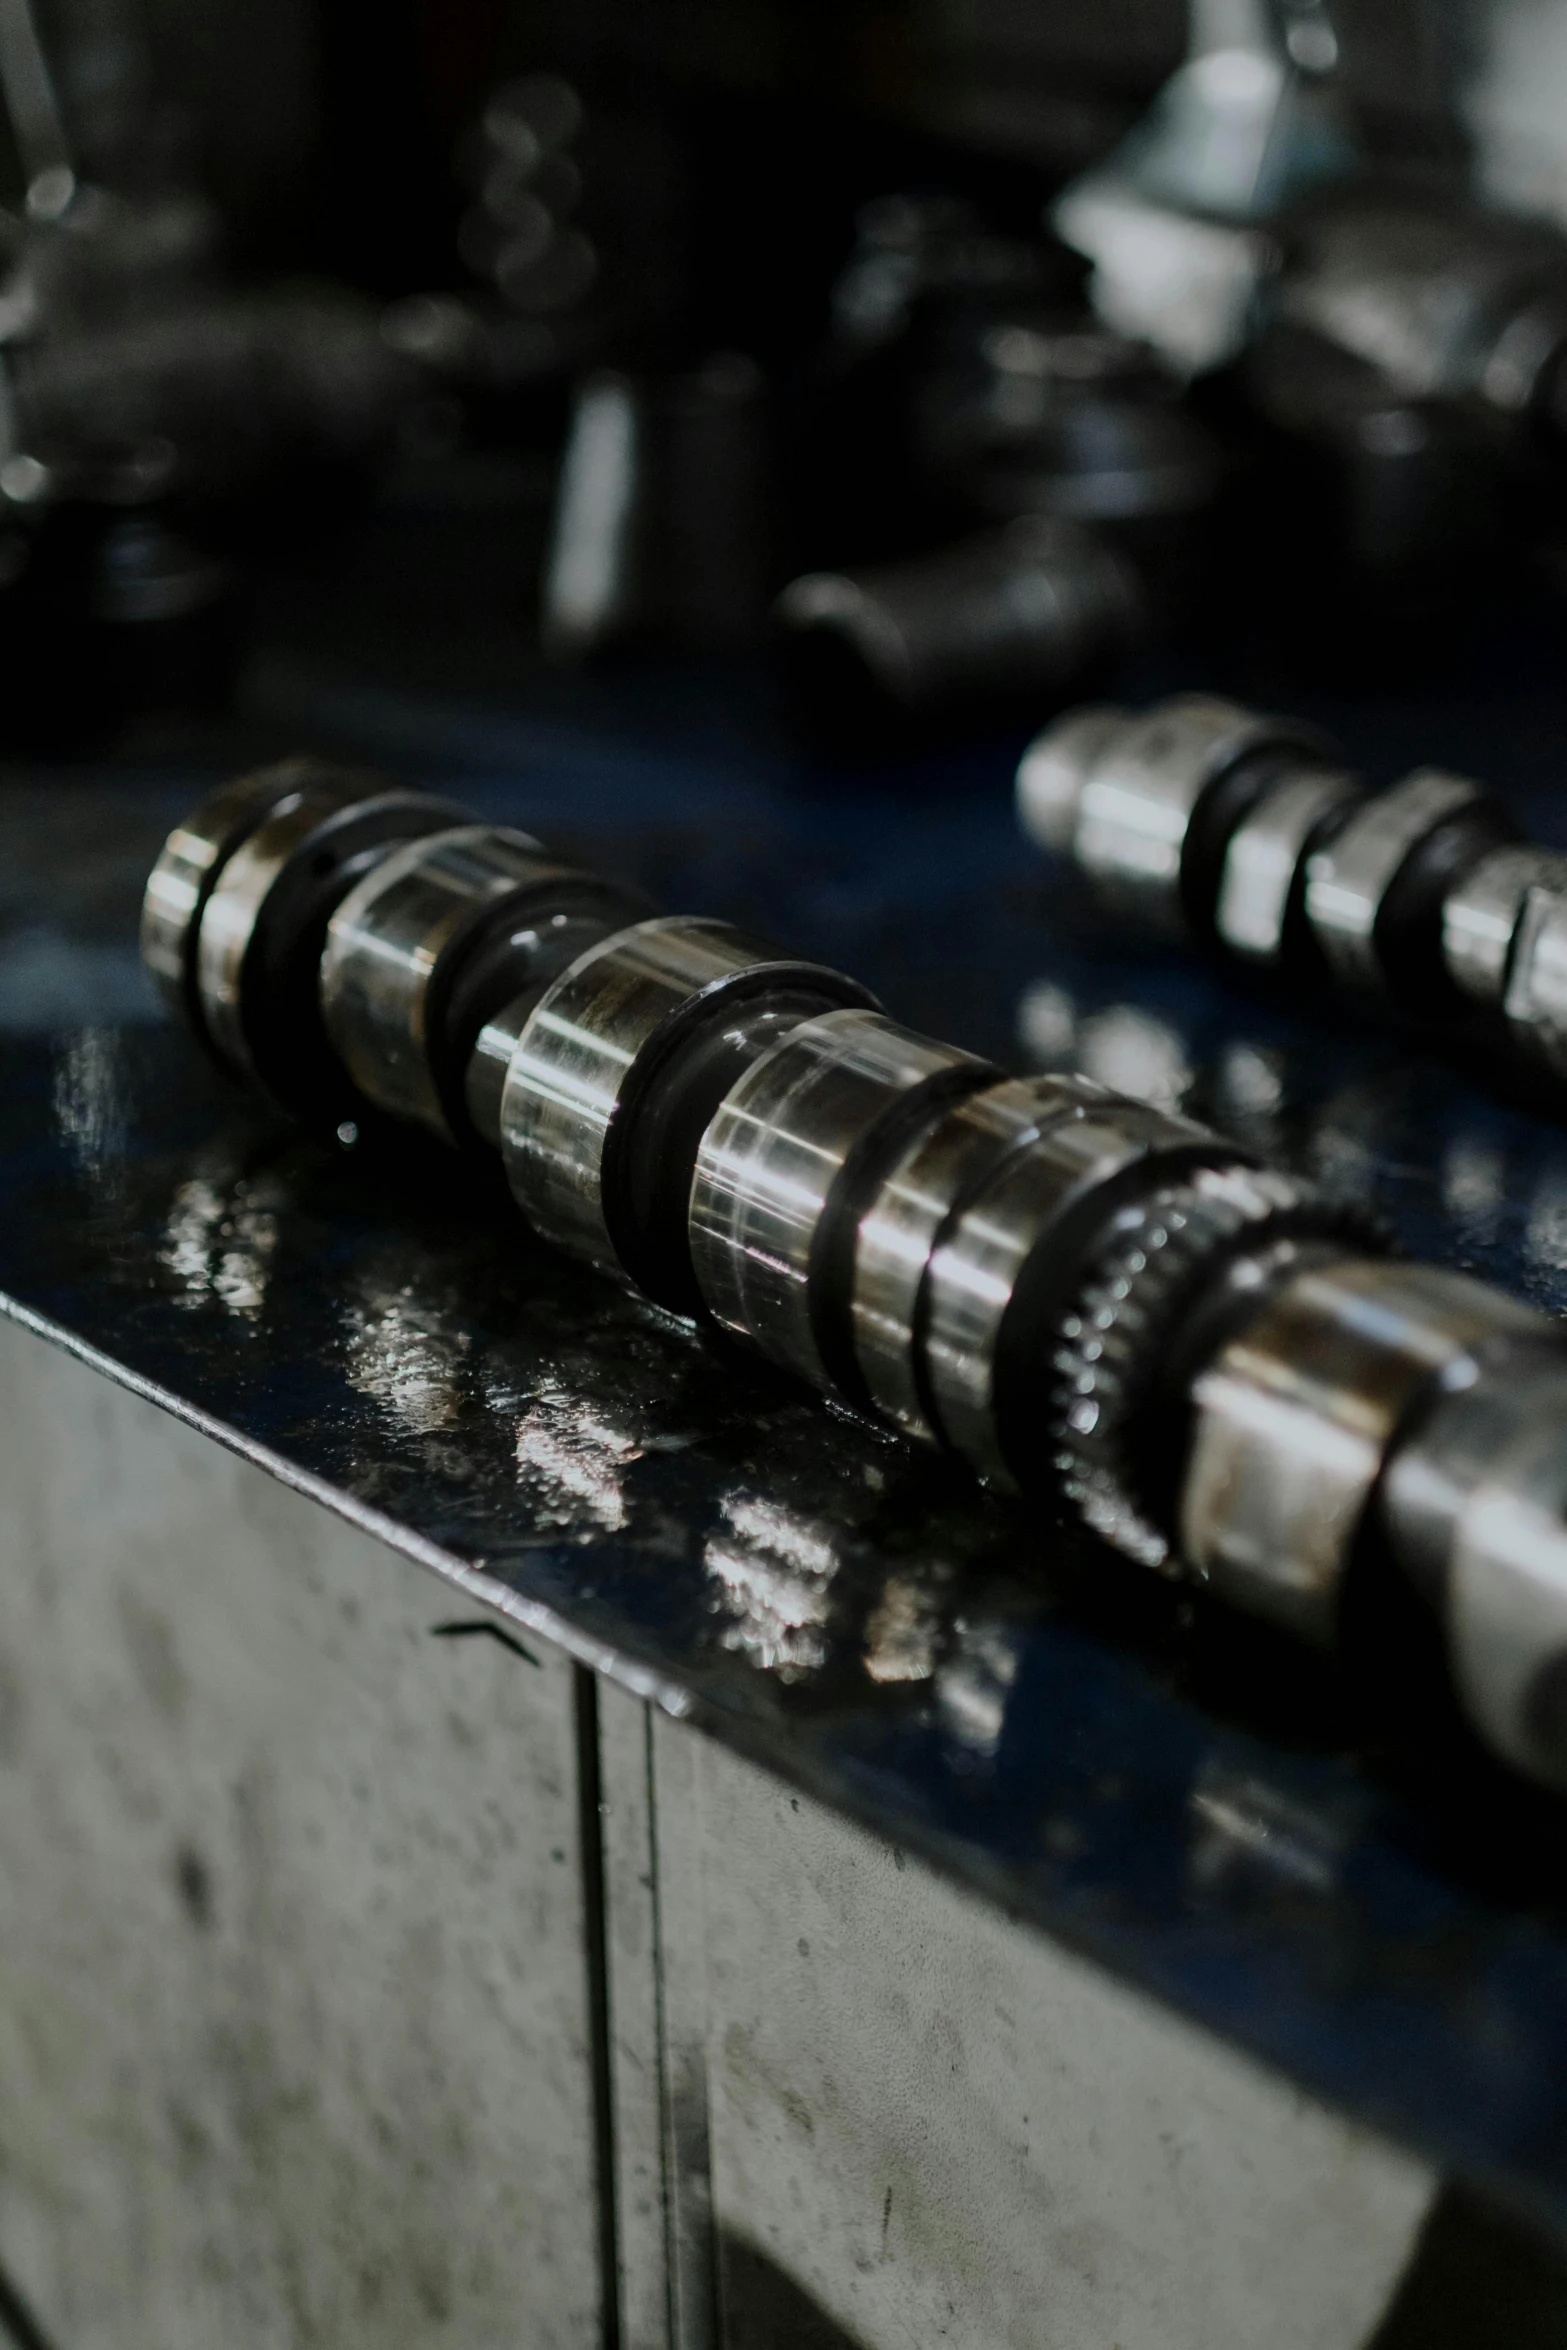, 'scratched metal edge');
0,1284,695,1719
10,1277,1567,2257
